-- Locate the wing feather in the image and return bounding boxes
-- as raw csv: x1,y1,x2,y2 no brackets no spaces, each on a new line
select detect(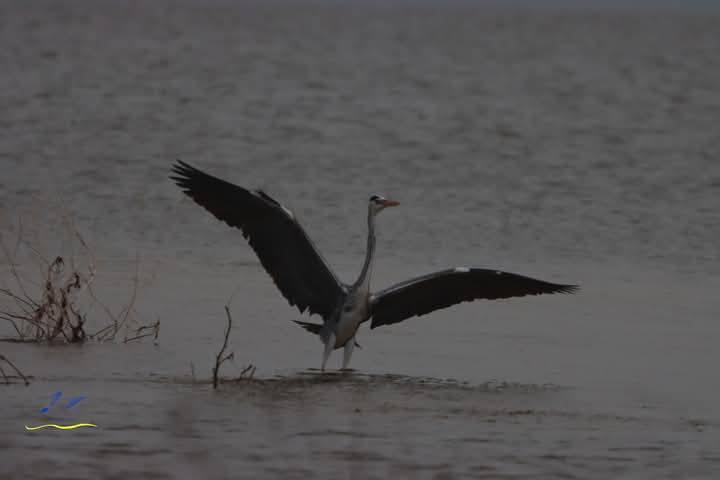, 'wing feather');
170,160,345,318
370,268,578,329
